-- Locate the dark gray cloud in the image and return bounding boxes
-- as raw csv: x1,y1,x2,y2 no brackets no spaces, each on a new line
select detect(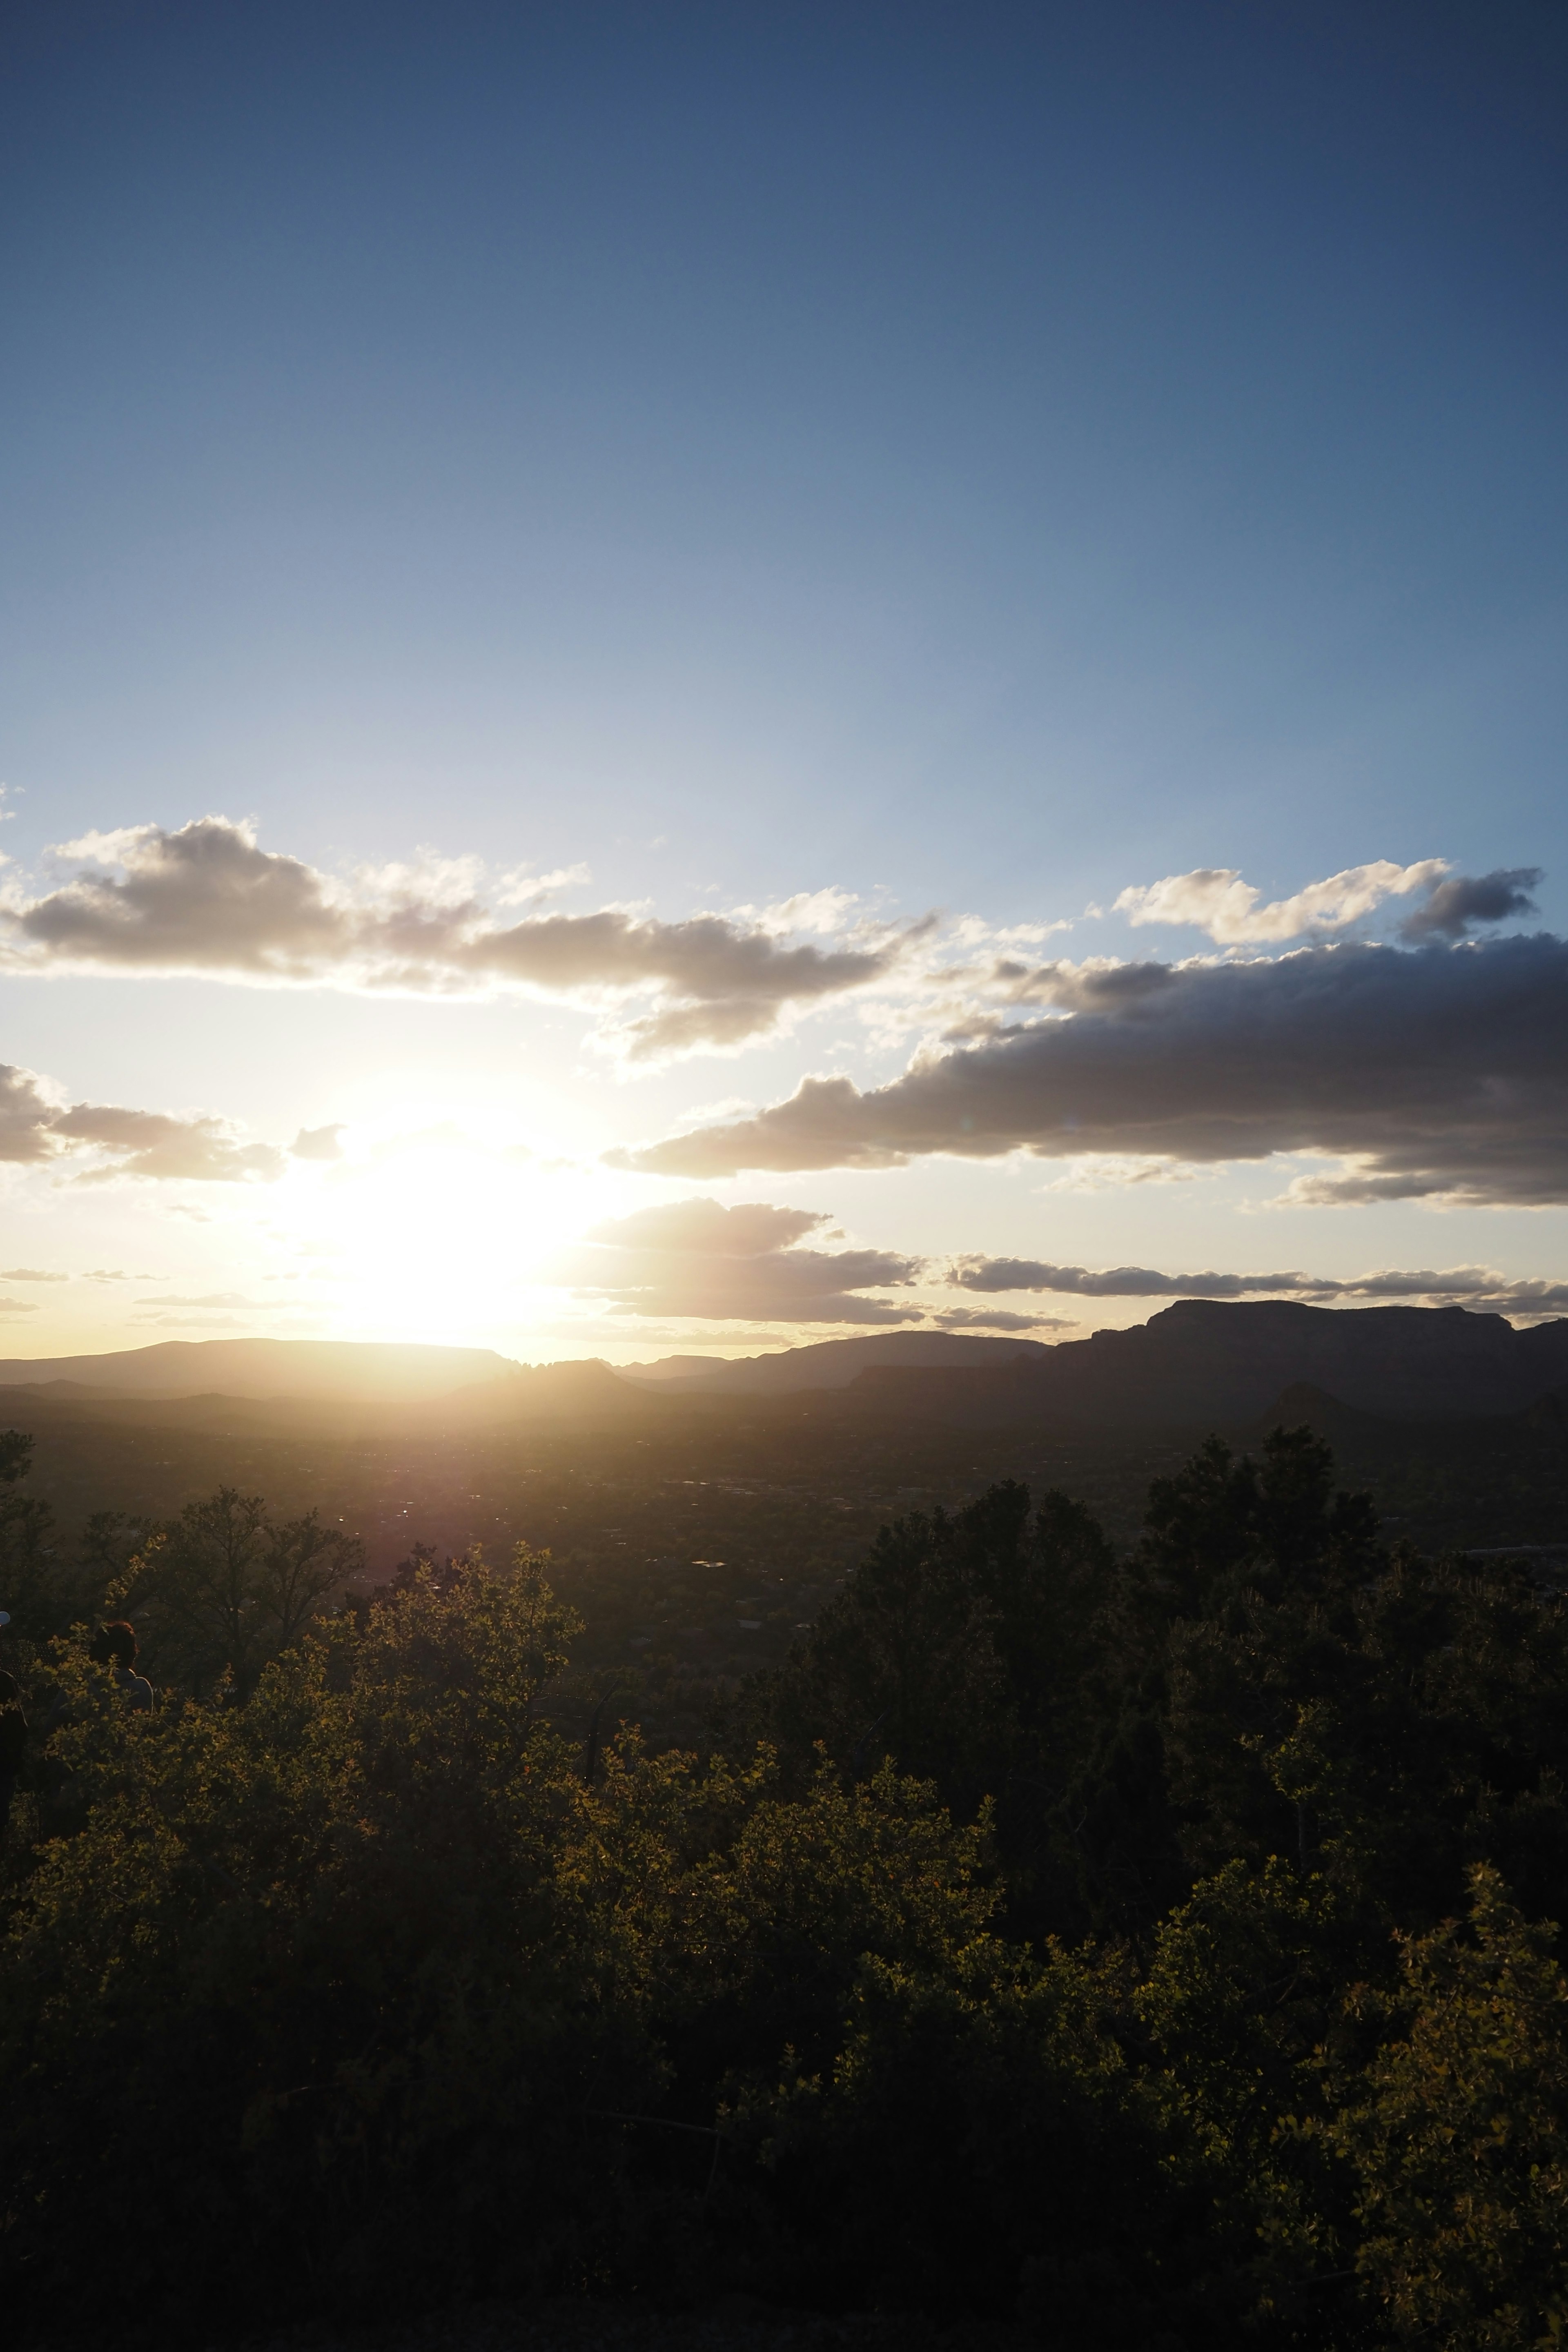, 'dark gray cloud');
1398,868,1543,943
612,935,1568,1207
543,1196,924,1325
3,818,917,1058
950,1258,1568,1315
